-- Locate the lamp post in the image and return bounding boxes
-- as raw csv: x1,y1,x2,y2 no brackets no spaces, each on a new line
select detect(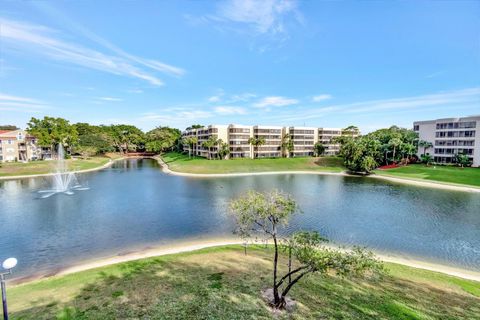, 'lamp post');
1,258,17,320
